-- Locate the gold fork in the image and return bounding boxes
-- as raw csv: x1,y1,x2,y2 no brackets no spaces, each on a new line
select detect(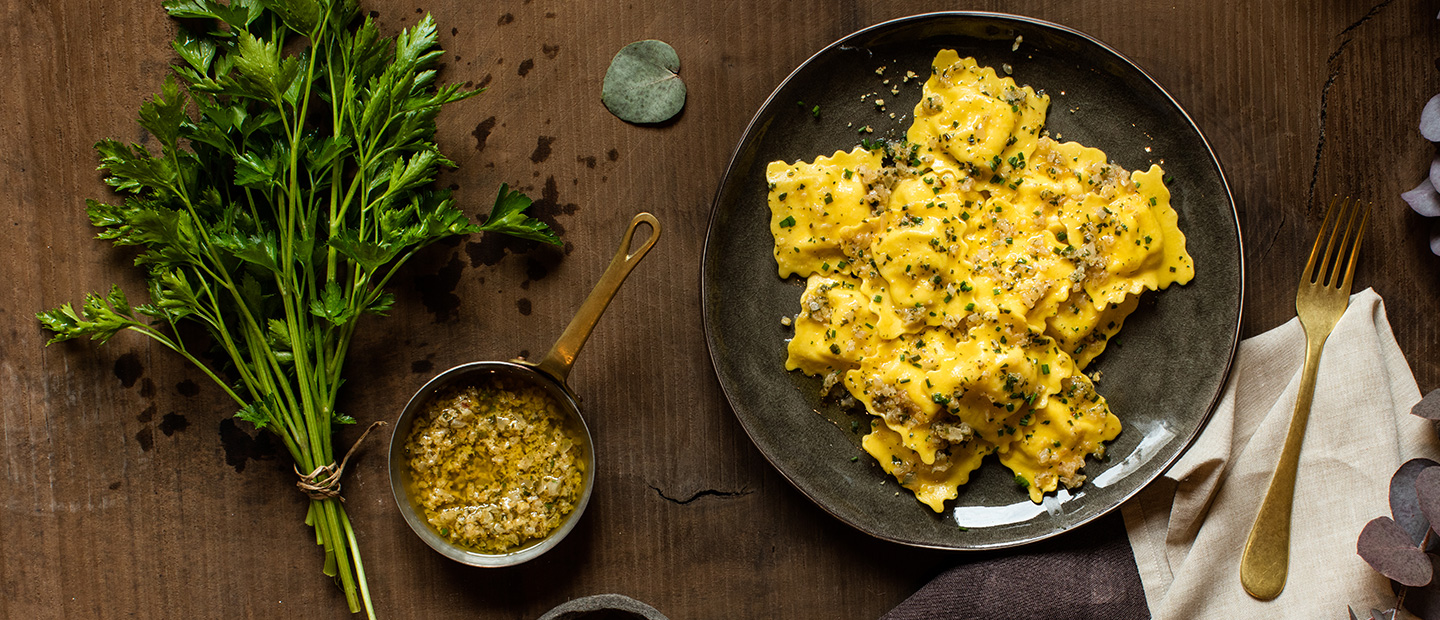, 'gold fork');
1240,197,1371,600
